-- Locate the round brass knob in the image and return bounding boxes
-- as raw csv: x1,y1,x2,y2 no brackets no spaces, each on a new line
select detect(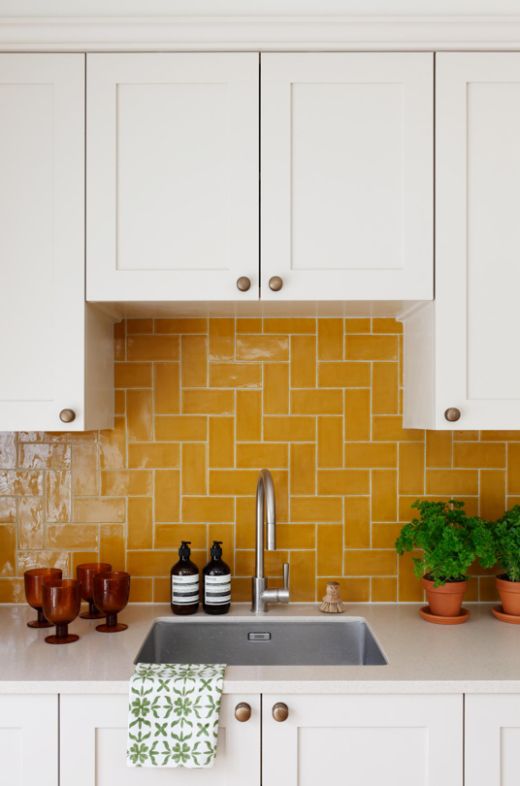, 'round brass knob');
272,702,289,722
236,276,251,292
444,407,461,423
59,409,76,424
268,276,283,292
234,702,252,722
